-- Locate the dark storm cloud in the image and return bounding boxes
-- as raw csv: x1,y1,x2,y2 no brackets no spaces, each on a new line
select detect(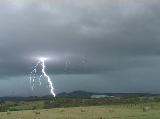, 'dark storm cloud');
0,0,160,77
1,0,160,96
